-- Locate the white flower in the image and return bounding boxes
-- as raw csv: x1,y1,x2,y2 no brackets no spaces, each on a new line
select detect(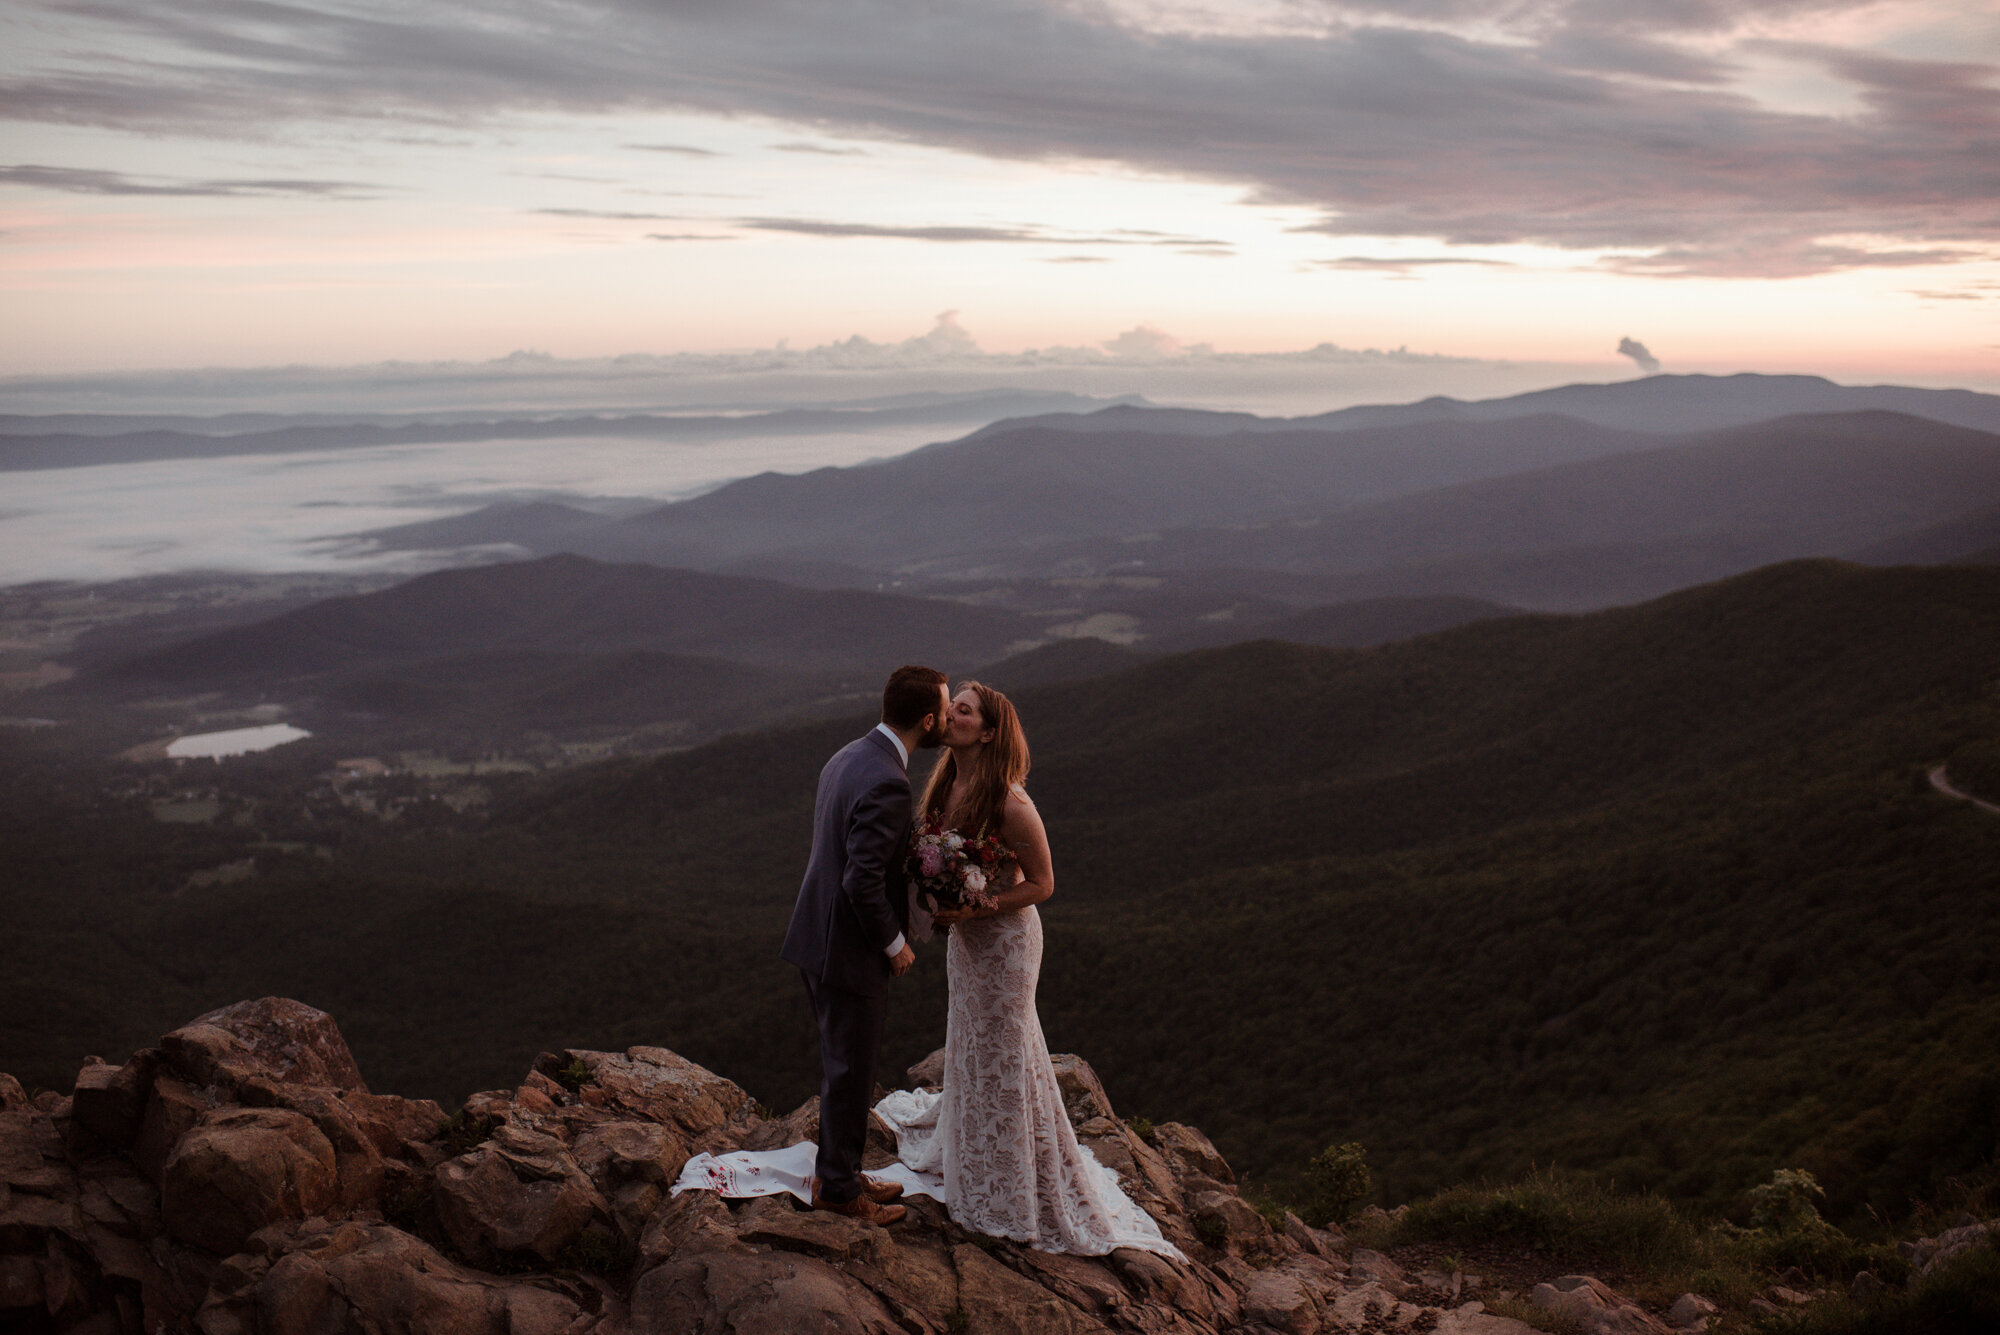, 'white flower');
964,868,986,894
945,832,964,850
